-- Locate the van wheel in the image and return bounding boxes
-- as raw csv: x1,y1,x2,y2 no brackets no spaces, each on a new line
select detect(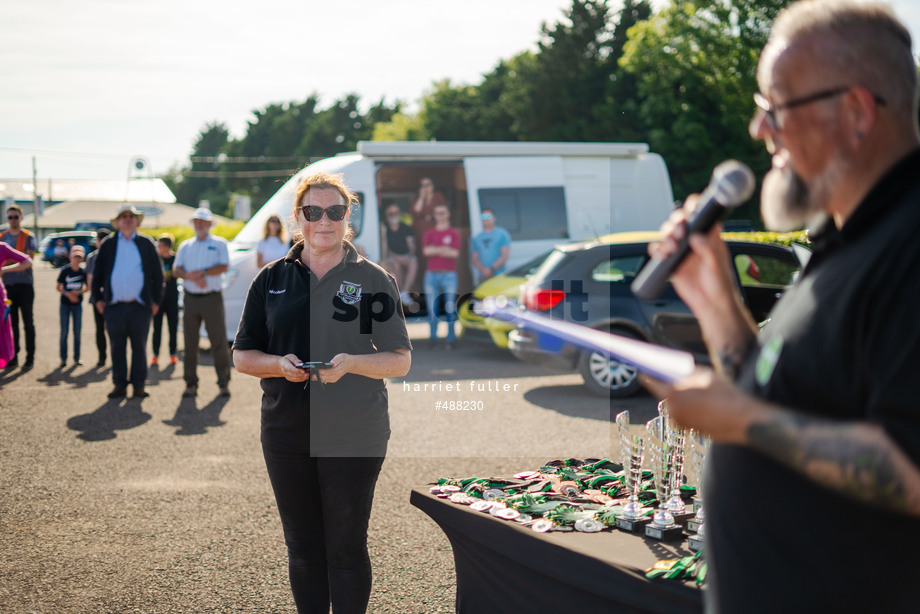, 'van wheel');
577,328,641,398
